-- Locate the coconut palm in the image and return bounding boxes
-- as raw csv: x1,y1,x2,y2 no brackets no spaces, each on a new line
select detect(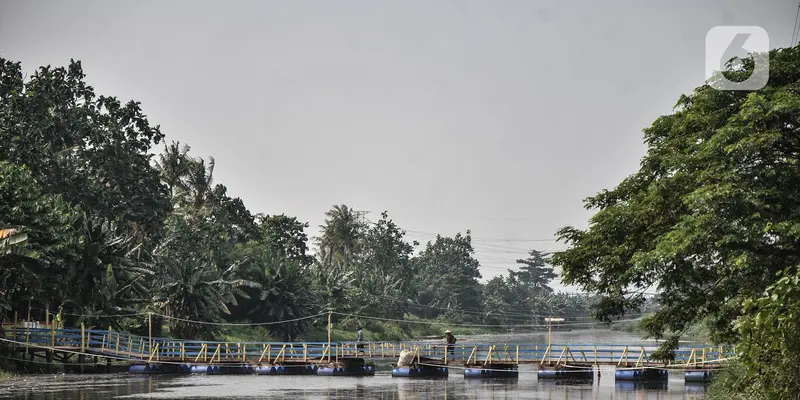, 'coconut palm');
315,205,366,270
186,157,215,209
155,141,193,201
